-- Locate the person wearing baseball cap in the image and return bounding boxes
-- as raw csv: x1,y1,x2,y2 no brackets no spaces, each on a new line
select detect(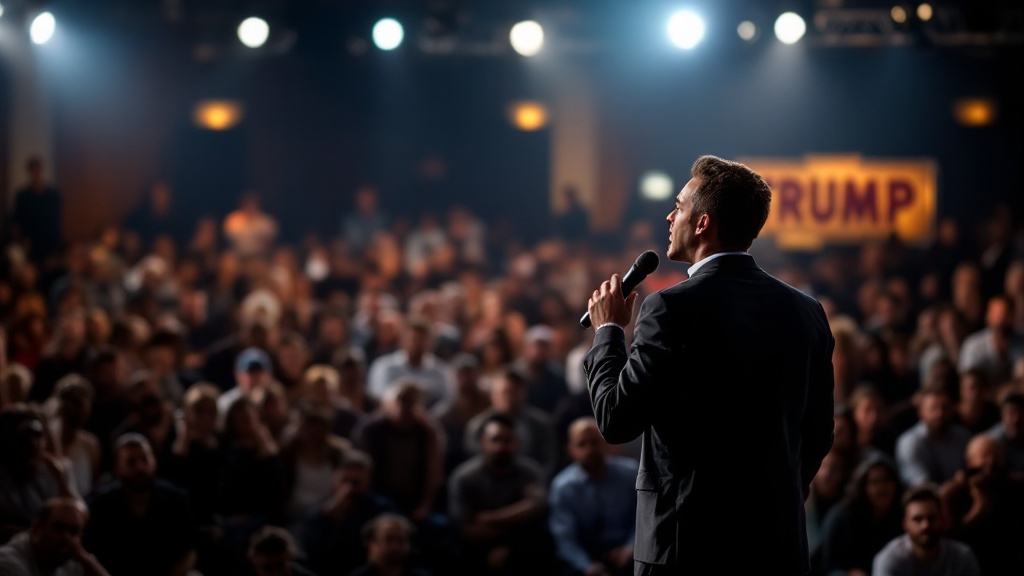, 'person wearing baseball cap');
217,347,273,427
